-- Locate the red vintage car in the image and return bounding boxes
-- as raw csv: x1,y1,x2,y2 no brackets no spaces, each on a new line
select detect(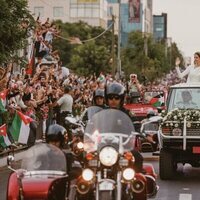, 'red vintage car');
124,90,167,122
